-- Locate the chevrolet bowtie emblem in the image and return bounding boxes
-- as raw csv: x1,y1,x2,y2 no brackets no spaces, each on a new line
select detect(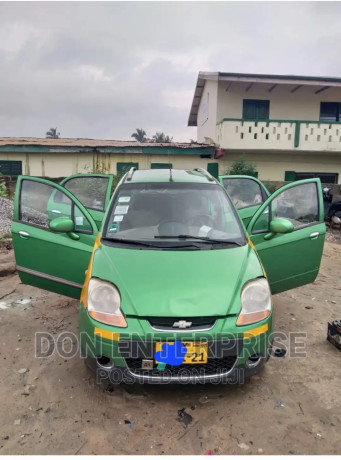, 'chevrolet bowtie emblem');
172,320,192,329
